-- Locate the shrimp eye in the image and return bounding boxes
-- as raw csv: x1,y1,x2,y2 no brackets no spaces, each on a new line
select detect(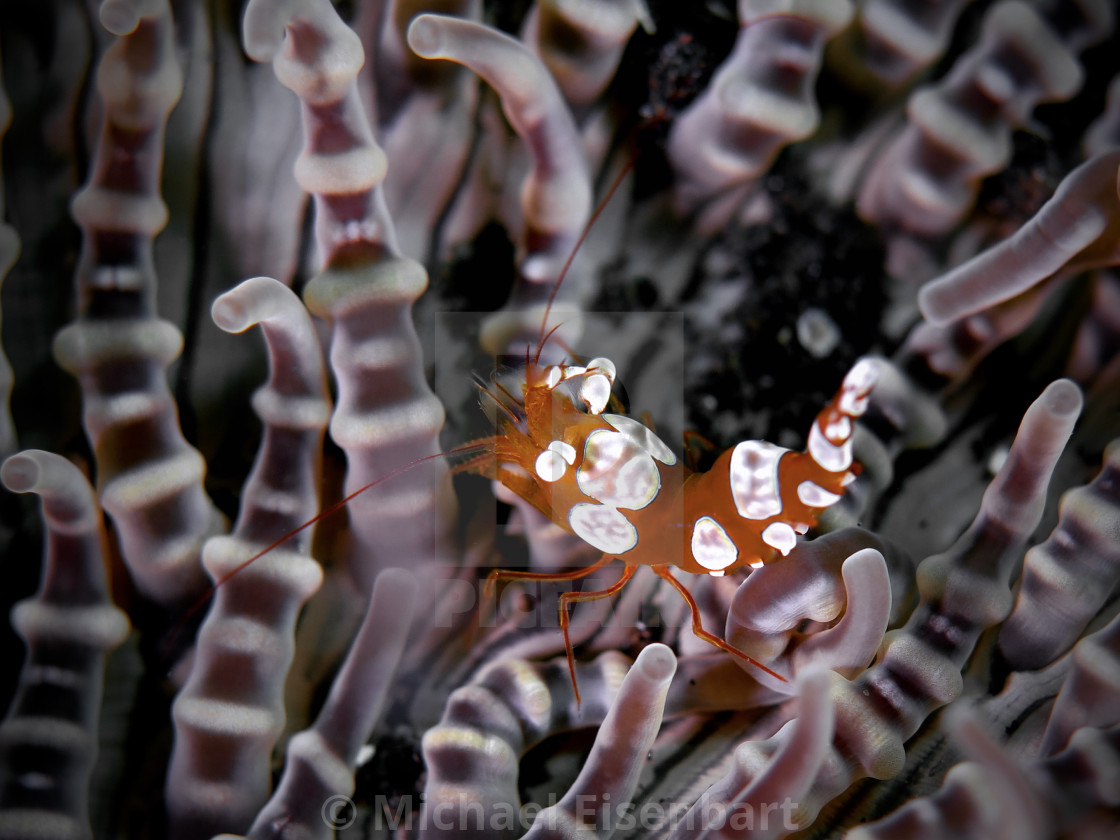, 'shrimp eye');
535,440,577,482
